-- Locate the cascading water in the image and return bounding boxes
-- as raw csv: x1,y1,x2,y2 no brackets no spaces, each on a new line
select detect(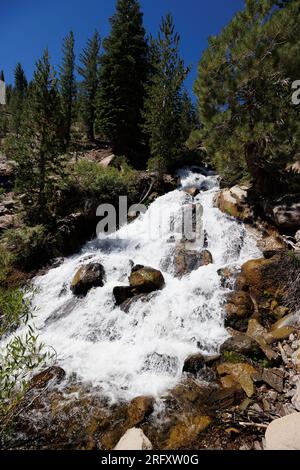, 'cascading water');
17,168,261,402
